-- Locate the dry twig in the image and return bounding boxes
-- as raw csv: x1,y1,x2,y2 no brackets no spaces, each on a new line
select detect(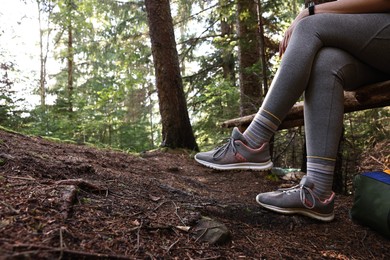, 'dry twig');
166,238,180,253
9,243,131,259
0,200,19,214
